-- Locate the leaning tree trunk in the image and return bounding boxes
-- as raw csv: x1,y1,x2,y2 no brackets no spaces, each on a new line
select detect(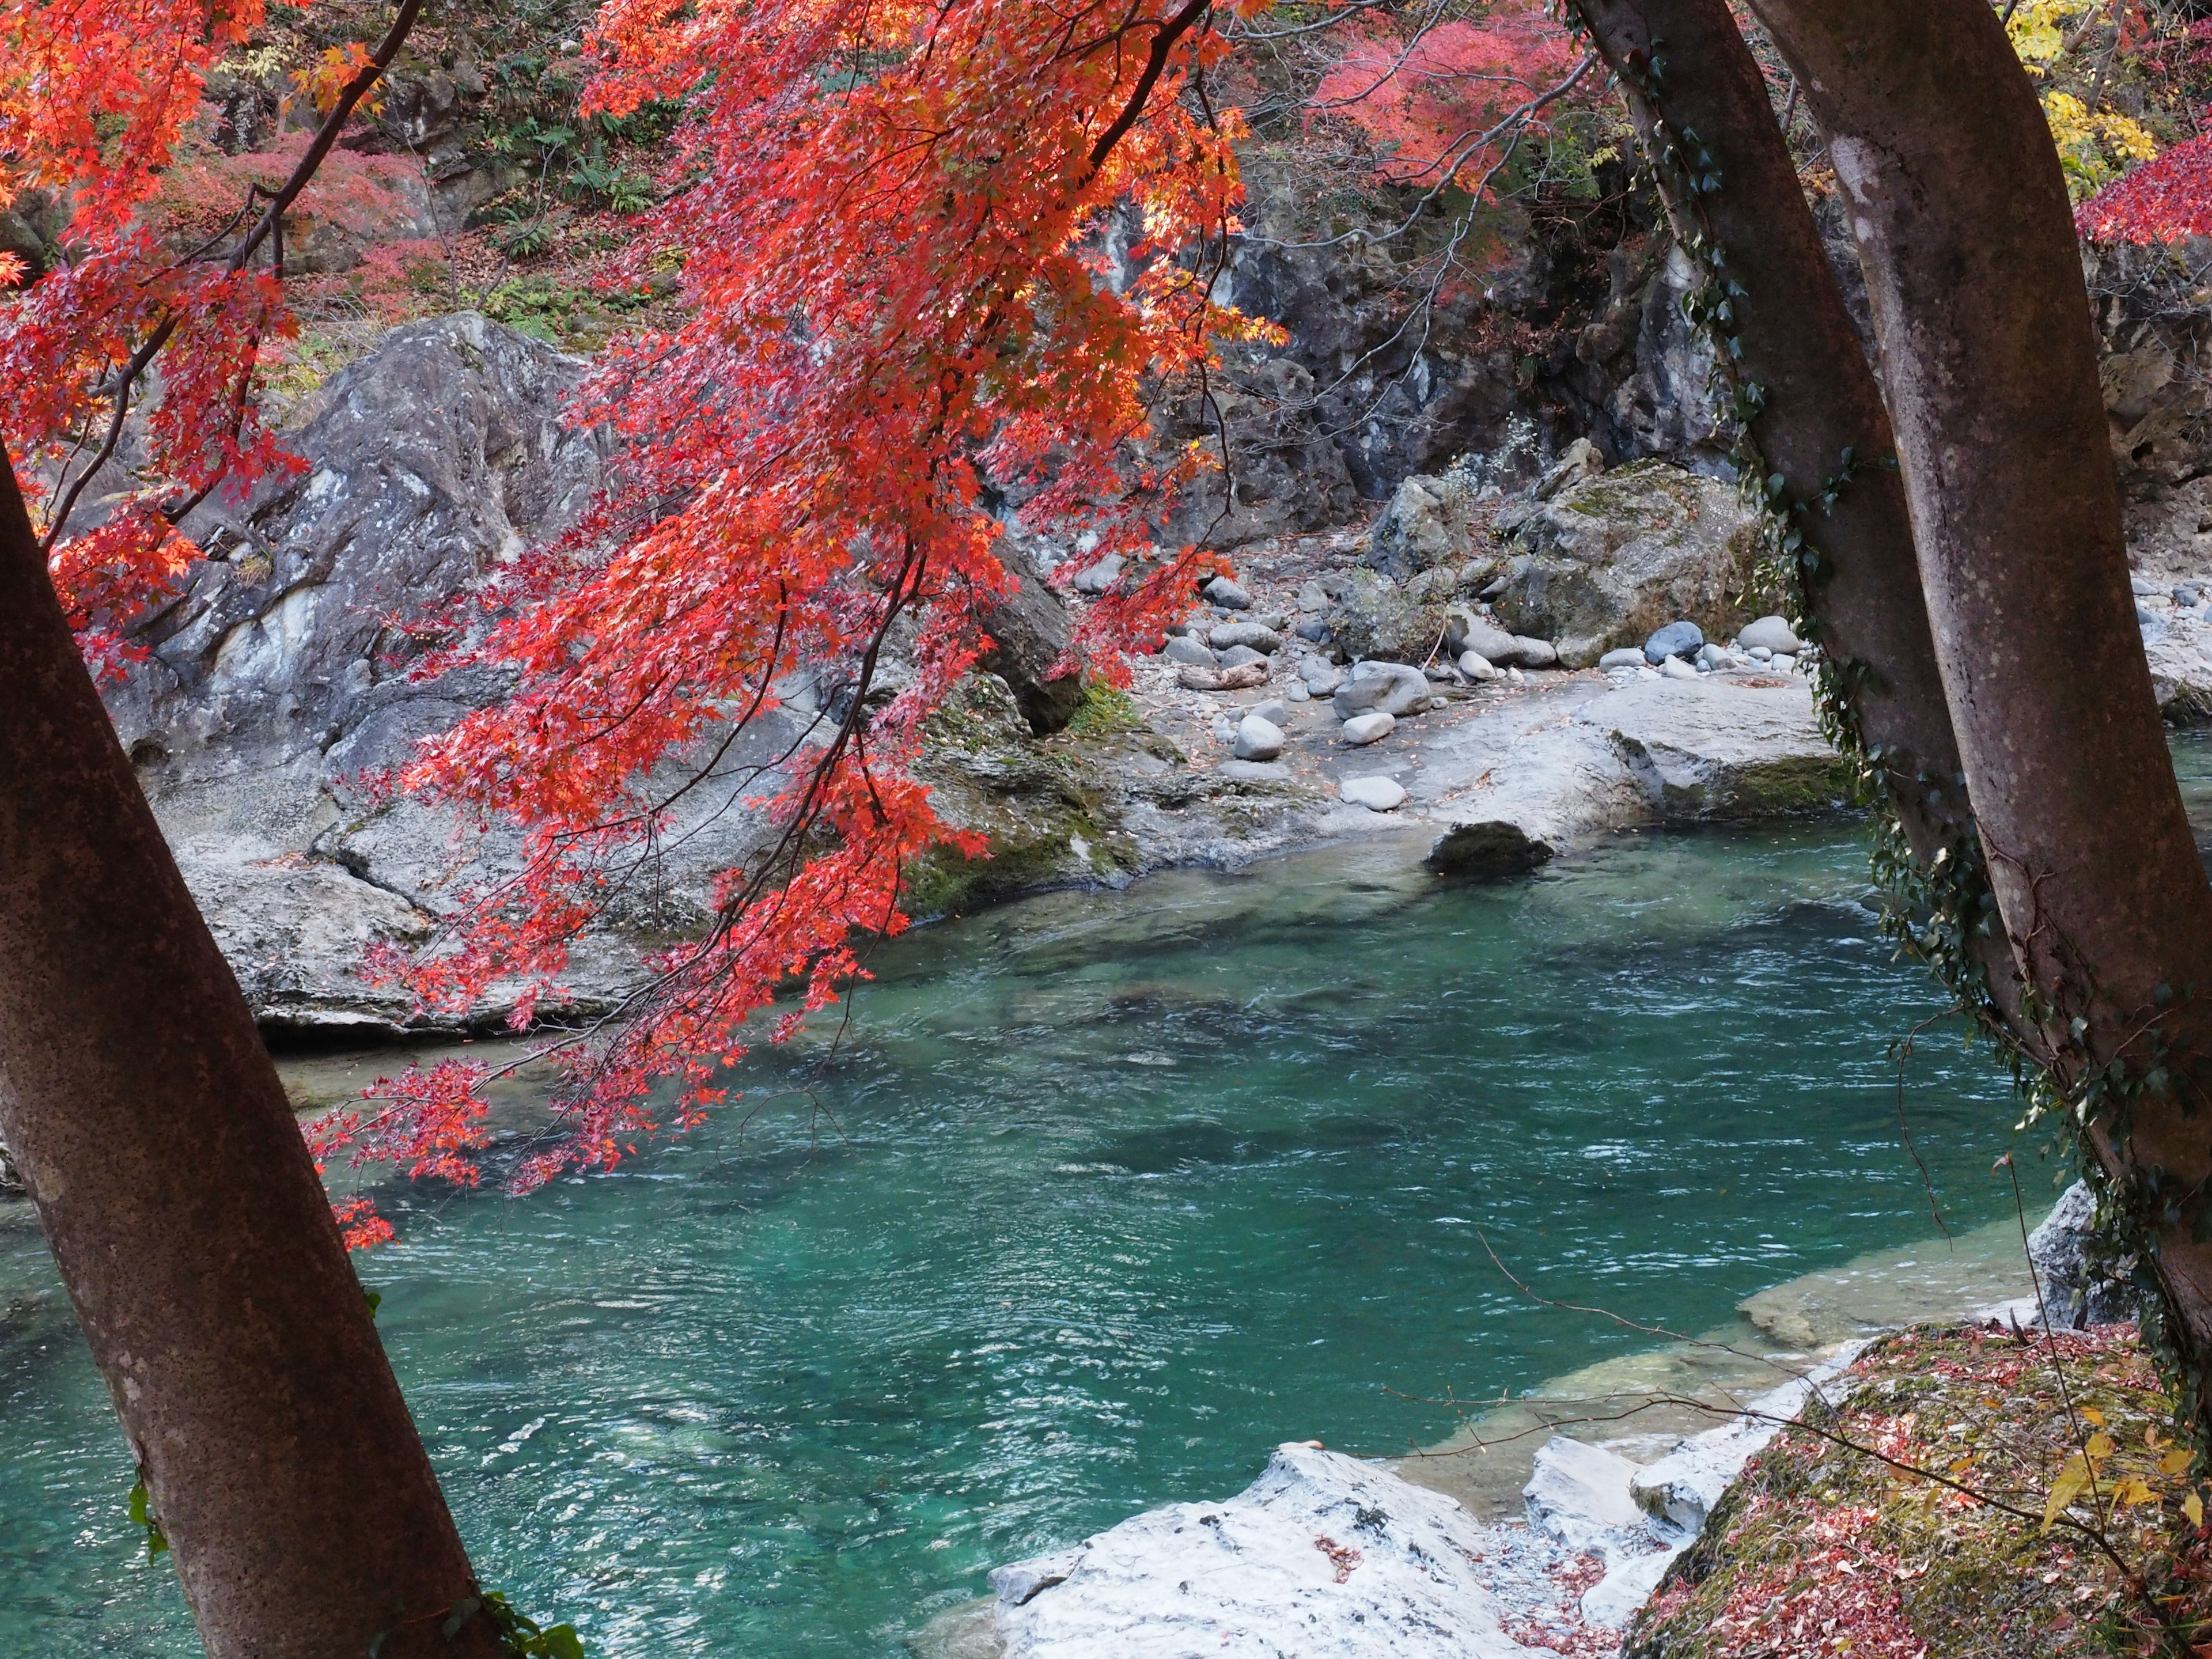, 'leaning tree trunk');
1568,0,2021,1022
1747,0,2212,1419
0,454,502,1658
